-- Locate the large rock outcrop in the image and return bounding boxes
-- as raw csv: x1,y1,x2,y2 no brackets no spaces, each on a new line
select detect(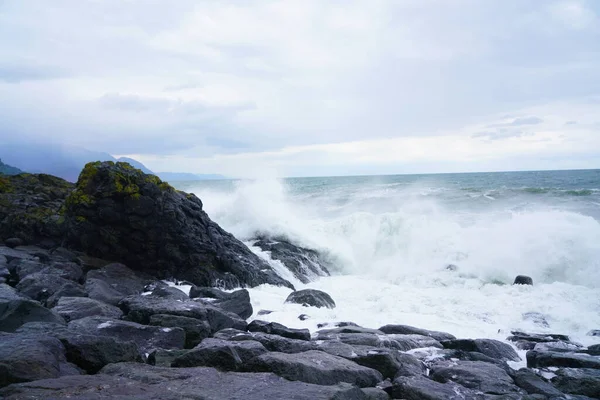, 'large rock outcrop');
63,162,293,289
